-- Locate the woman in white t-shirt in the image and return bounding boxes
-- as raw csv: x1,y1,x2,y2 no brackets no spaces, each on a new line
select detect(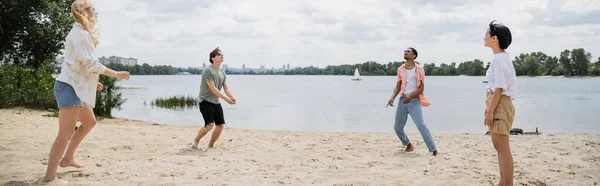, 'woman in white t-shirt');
44,0,130,183
483,20,516,186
